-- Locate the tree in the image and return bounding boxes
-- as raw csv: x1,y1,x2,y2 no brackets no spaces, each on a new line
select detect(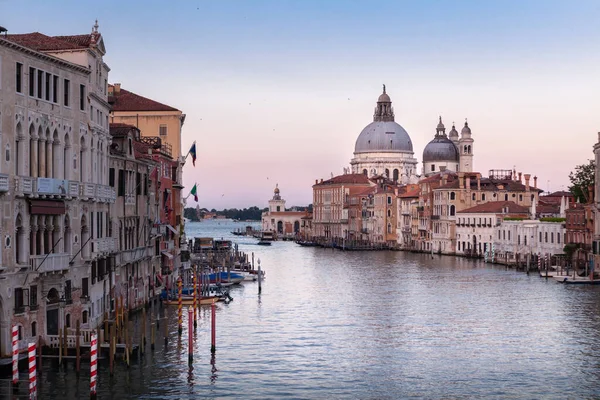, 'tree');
568,159,595,203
